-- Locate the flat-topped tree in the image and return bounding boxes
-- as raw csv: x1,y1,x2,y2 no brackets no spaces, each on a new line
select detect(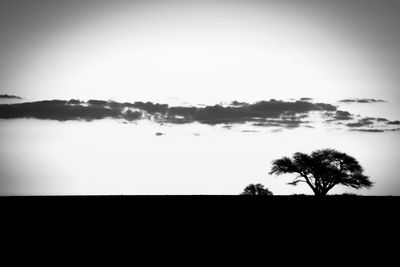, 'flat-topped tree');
269,149,373,196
